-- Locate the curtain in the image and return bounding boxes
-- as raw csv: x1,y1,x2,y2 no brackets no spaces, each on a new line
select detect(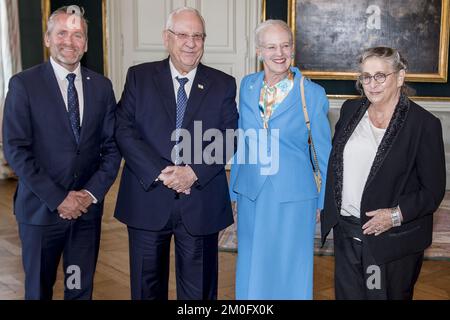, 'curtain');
0,0,21,179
